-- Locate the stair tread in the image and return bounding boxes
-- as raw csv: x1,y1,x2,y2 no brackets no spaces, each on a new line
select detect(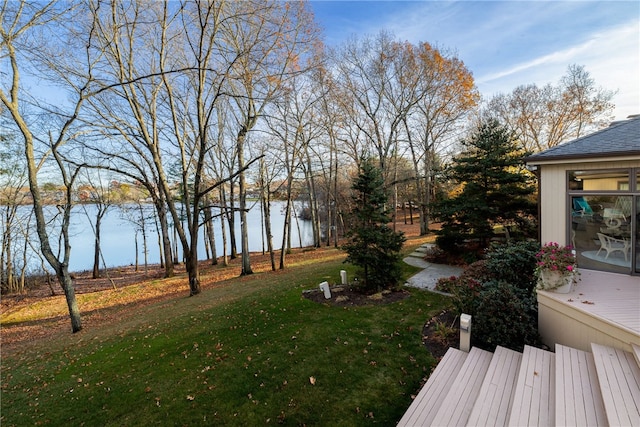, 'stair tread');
632,343,640,368
555,344,607,427
591,343,640,427
508,345,555,427
431,347,494,426
467,346,522,426
397,347,468,426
